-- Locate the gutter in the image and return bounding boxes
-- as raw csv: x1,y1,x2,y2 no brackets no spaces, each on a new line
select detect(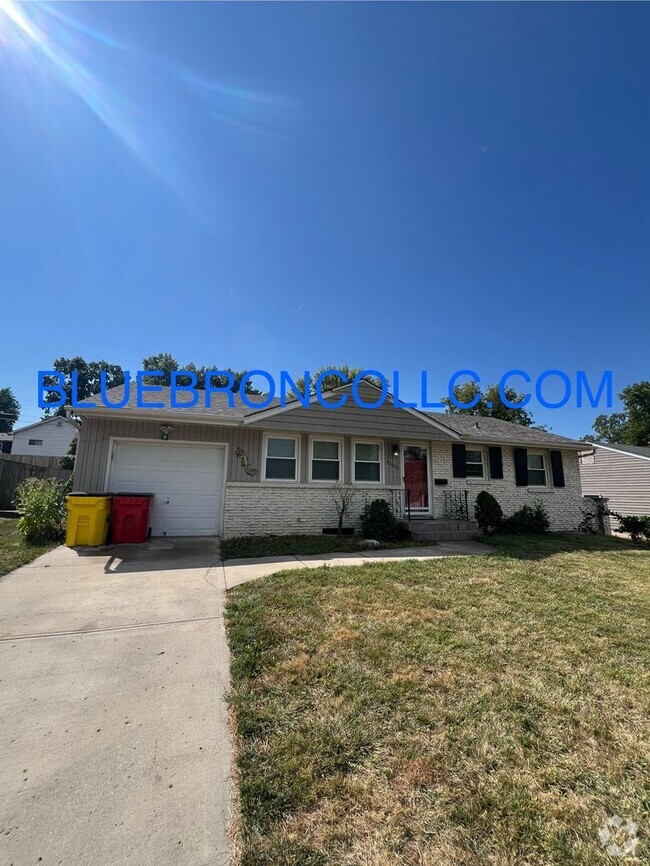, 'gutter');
74,409,243,427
